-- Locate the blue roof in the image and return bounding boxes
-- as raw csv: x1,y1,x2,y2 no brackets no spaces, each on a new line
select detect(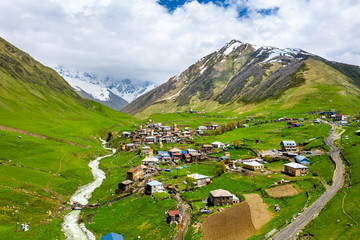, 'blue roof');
181,151,188,154
295,155,308,161
101,232,124,240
